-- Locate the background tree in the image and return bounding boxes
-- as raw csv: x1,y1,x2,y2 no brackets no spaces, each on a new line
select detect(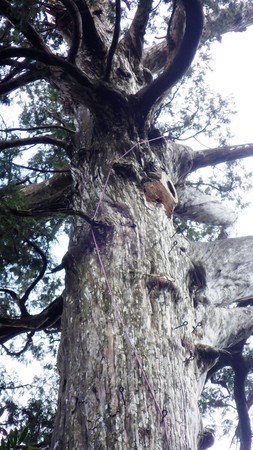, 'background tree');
1,1,253,449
